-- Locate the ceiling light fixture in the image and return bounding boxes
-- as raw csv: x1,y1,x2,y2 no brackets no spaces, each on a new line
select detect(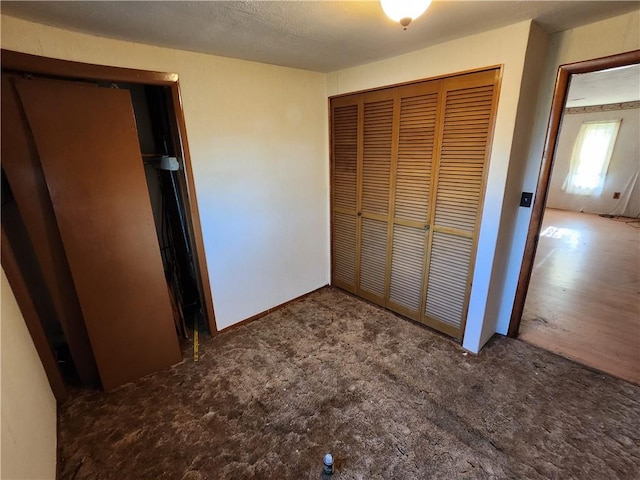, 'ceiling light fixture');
381,0,432,30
